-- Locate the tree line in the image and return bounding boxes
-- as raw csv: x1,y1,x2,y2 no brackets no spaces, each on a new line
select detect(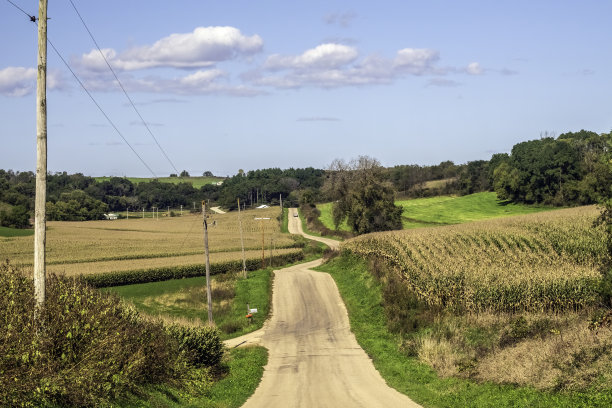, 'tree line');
1,128,610,228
